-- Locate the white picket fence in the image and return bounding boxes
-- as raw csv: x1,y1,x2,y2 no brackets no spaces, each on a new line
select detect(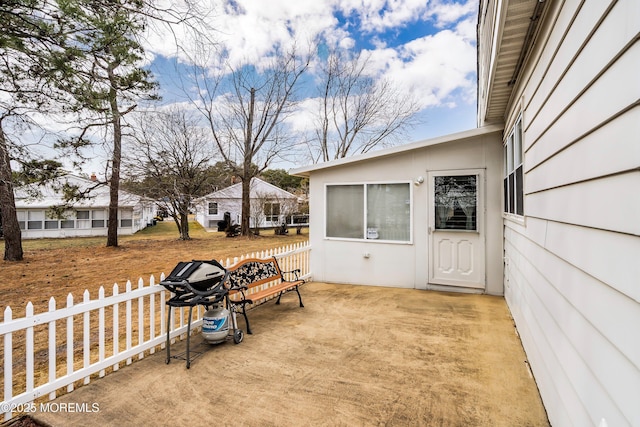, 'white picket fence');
0,241,311,421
